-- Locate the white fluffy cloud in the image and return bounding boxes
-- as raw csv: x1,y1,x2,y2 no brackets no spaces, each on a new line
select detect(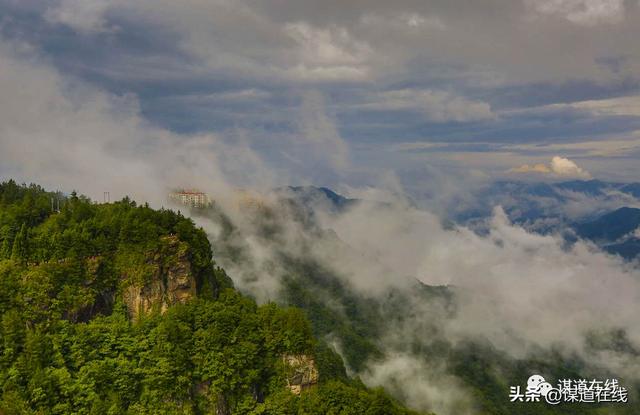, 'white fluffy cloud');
550,155,591,177
509,156,591,179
